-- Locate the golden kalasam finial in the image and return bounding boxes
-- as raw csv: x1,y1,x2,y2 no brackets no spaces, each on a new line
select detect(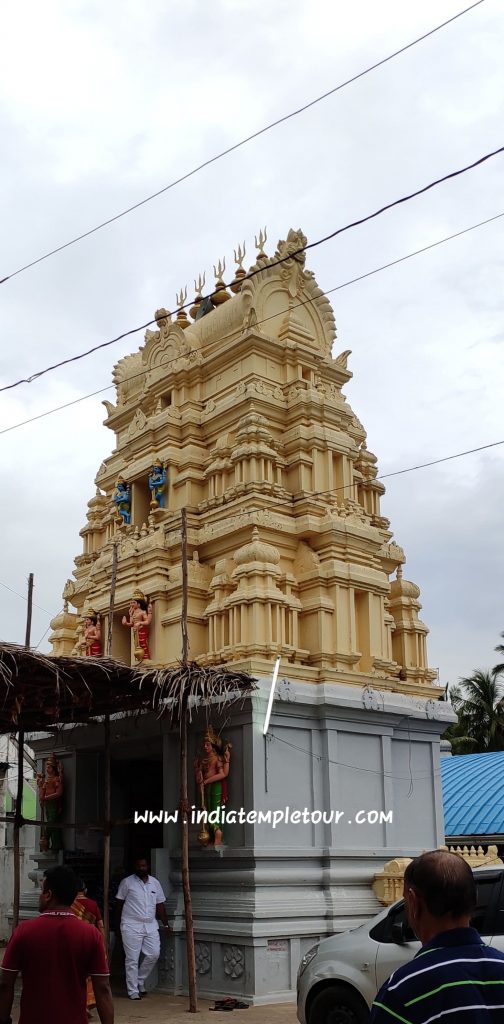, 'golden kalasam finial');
254,227,268,261
212,257,230,304
190,272,206,320
231,242,247,293
175,286,190,329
